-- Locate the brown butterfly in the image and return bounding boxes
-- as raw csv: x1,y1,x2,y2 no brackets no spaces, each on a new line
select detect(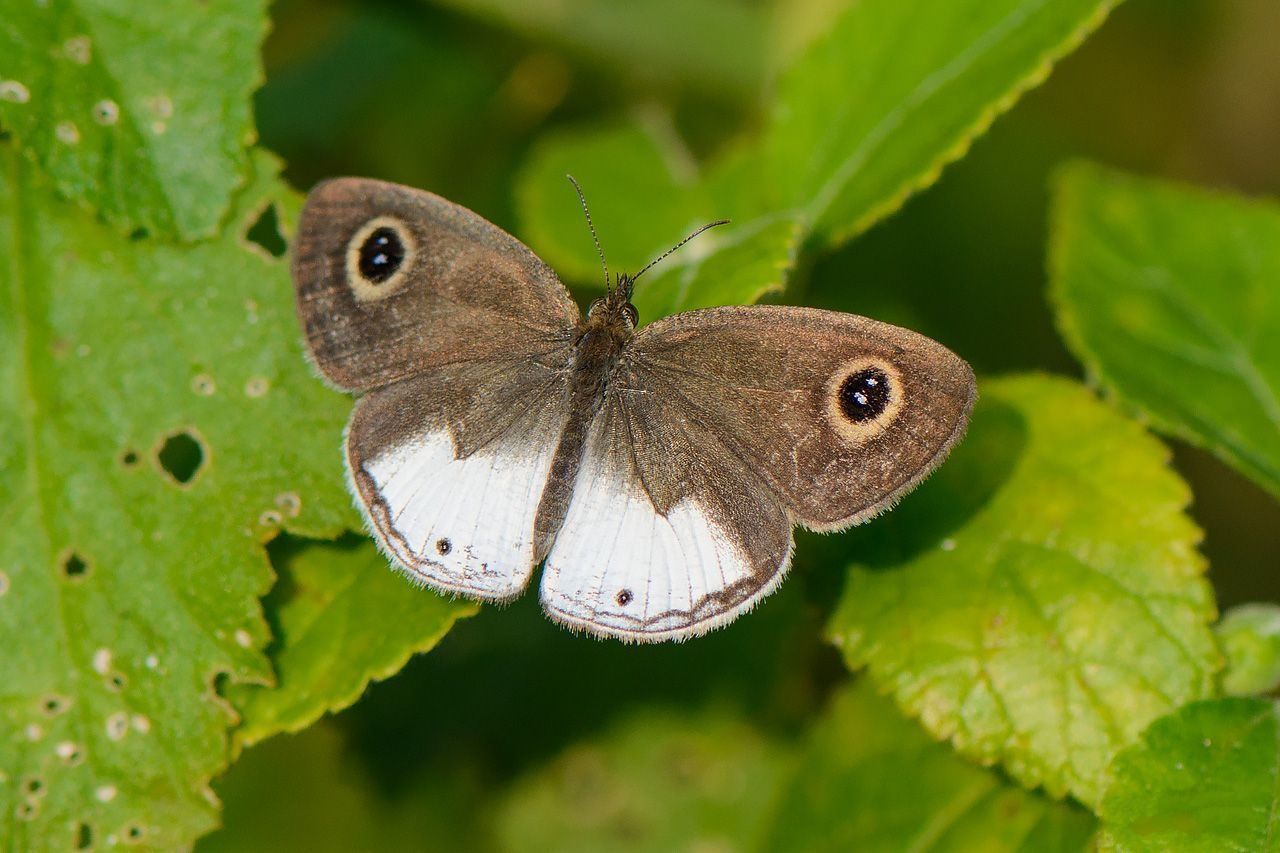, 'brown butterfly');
291,177,975,642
